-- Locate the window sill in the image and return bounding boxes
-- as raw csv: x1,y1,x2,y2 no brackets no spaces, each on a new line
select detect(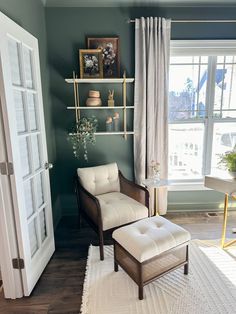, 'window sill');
168,182,211,192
